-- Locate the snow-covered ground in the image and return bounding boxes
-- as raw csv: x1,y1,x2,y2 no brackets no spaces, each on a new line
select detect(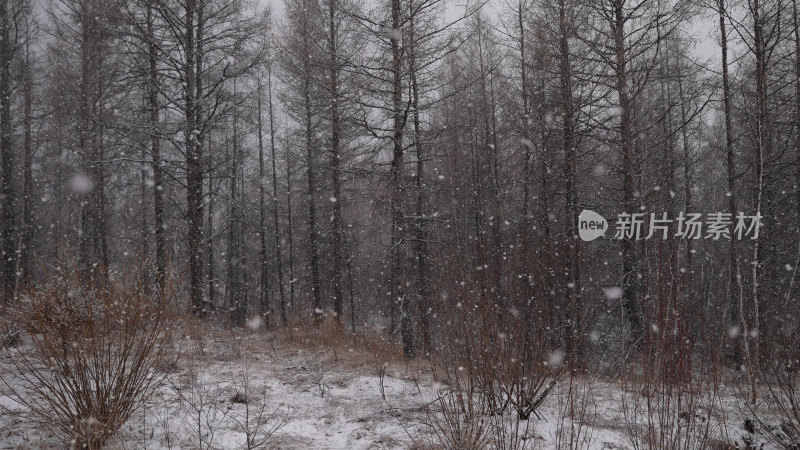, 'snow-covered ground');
0,327,785,449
